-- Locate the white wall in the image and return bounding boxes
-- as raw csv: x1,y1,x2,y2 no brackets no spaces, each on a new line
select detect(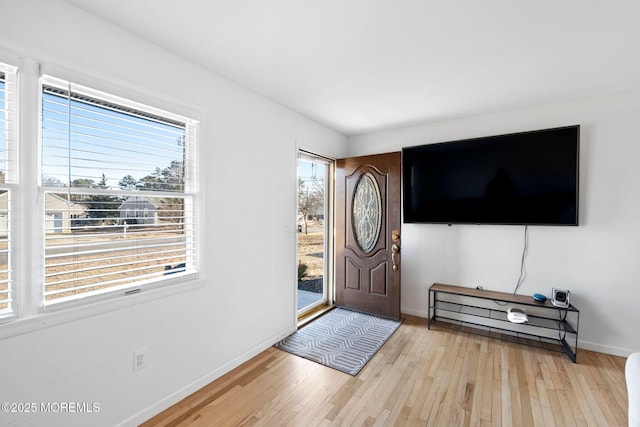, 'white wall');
348,90,640,357
2,1,637,424
0,1,346,426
